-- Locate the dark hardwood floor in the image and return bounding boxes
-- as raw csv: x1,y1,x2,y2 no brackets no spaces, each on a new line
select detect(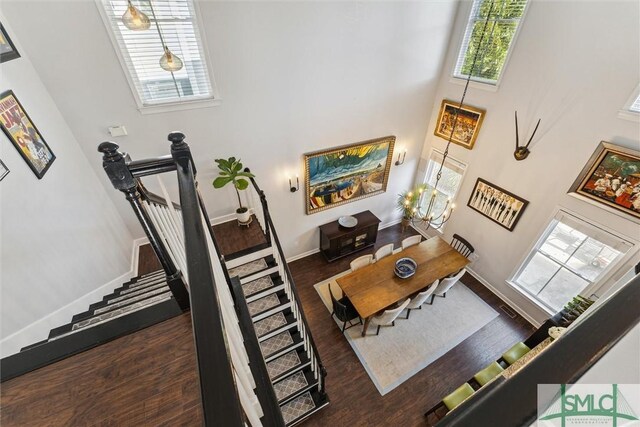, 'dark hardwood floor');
138,243,162,275
212,214,267,256
0,224,534,426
